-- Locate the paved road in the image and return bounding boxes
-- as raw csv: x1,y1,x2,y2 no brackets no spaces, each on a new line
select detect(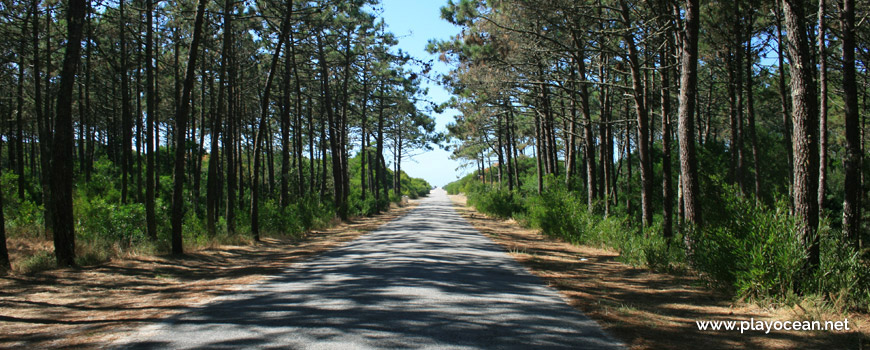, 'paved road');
117,189,623,349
